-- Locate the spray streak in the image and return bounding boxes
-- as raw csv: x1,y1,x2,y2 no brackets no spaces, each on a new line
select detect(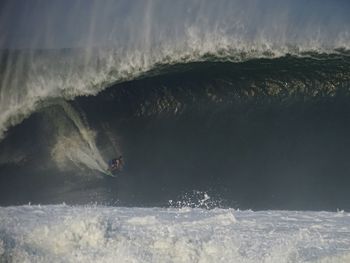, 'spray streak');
50,101,107,174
